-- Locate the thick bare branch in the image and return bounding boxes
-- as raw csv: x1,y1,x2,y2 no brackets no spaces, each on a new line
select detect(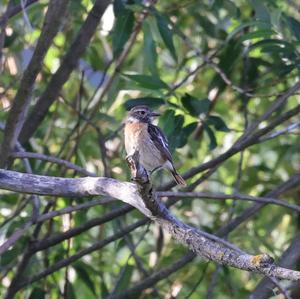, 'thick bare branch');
0,169,300,282
0,169,152,216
